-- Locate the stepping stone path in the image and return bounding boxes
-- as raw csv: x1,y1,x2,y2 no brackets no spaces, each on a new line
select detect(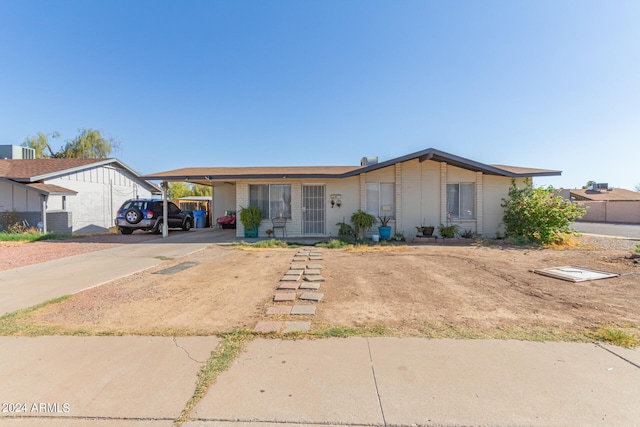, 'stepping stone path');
255,247,327,333
273,292,296,302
